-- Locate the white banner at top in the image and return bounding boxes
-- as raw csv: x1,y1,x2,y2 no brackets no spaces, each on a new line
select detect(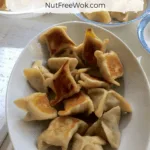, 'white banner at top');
7,0,145,13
